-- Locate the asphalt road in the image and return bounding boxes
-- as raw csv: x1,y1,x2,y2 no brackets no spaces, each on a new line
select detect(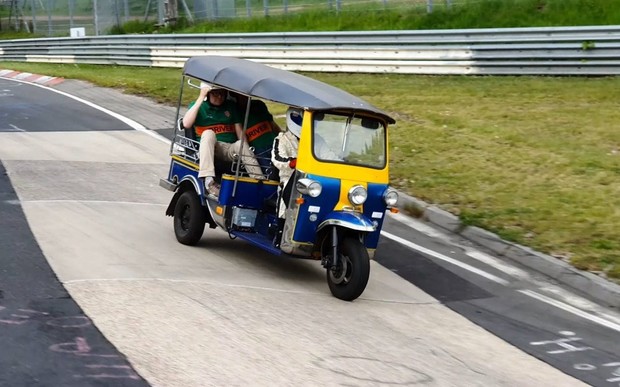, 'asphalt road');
1,77,618,386
0,79,148,386
377,214,620,386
